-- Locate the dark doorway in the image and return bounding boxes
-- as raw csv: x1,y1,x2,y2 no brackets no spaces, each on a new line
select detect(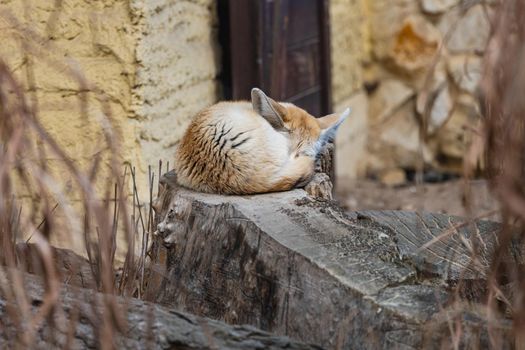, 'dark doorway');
218,0,332,116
